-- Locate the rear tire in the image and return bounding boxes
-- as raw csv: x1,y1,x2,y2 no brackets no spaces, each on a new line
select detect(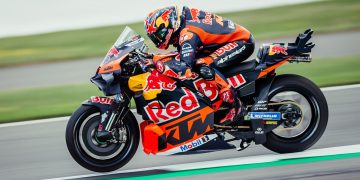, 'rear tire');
66,105,139,172
262,74,328,153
